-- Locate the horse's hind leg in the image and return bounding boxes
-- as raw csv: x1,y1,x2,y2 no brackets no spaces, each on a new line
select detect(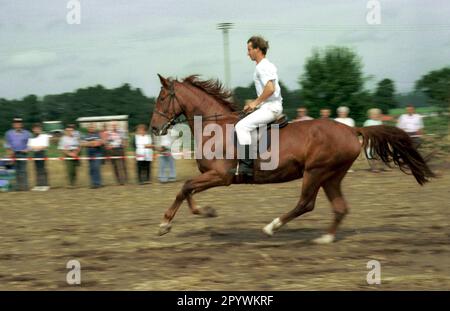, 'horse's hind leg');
313,169,349,244
263,168,330,236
